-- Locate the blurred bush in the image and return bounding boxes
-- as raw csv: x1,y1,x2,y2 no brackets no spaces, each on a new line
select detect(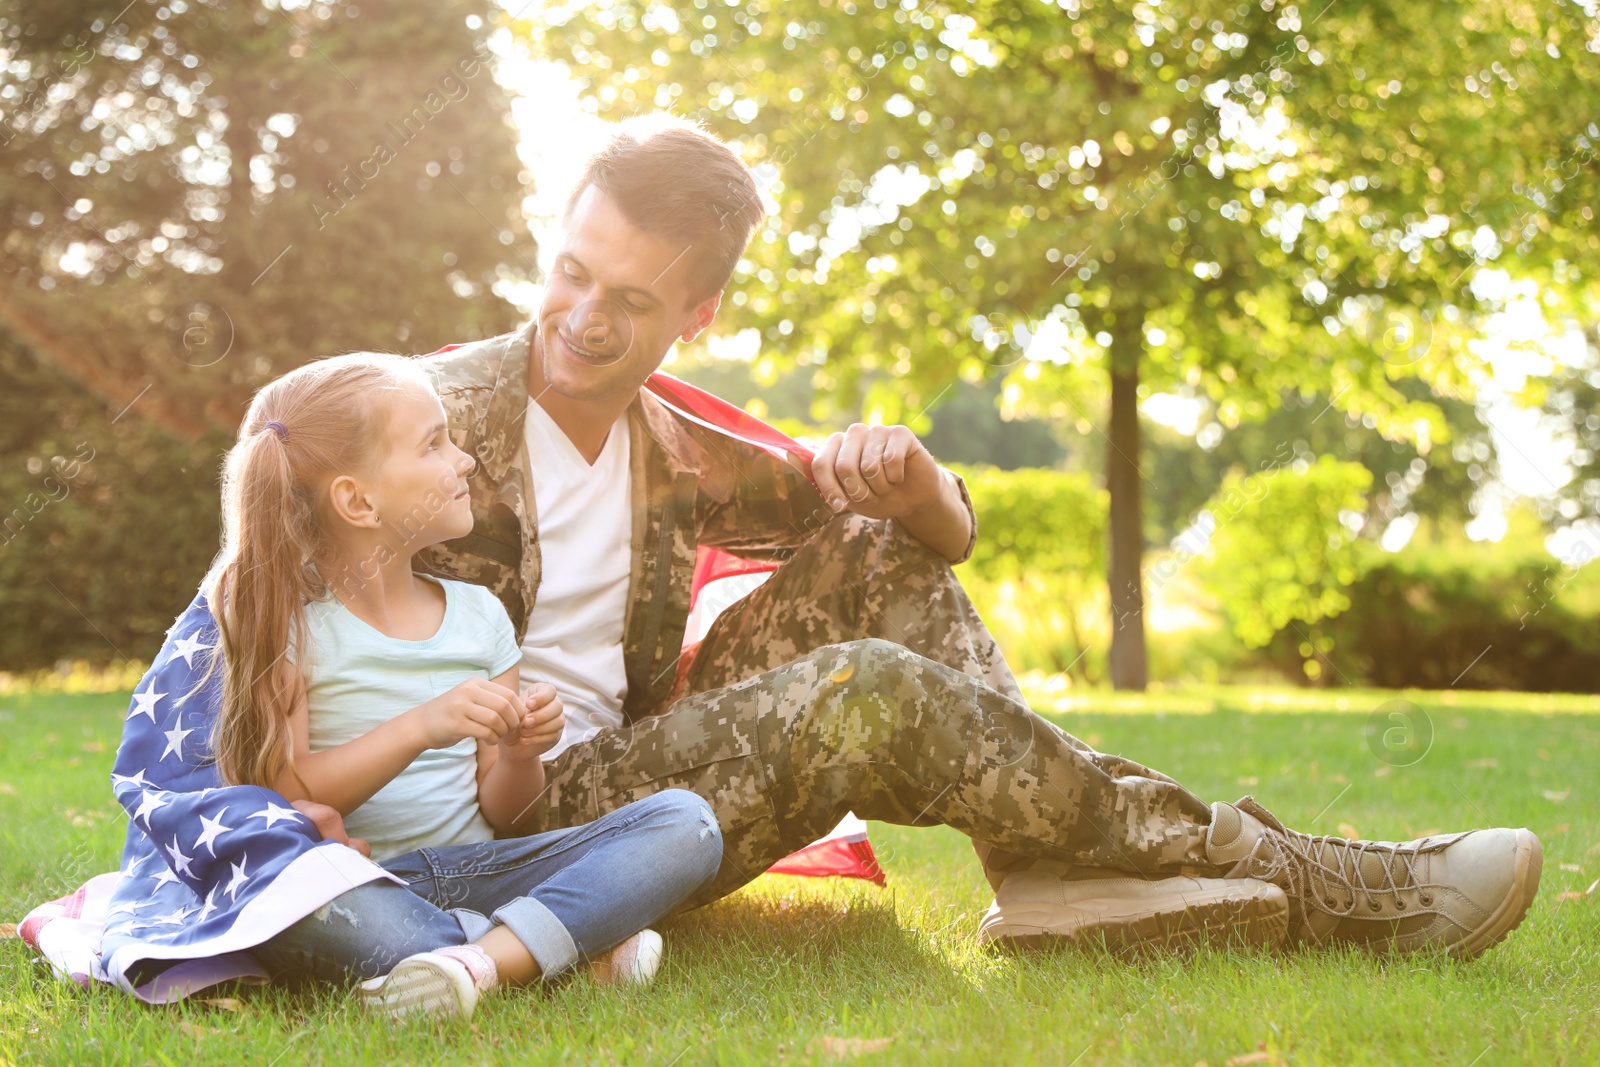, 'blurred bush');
1196,456,1373,683
950,463,1108,683
1254,518,1600,692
